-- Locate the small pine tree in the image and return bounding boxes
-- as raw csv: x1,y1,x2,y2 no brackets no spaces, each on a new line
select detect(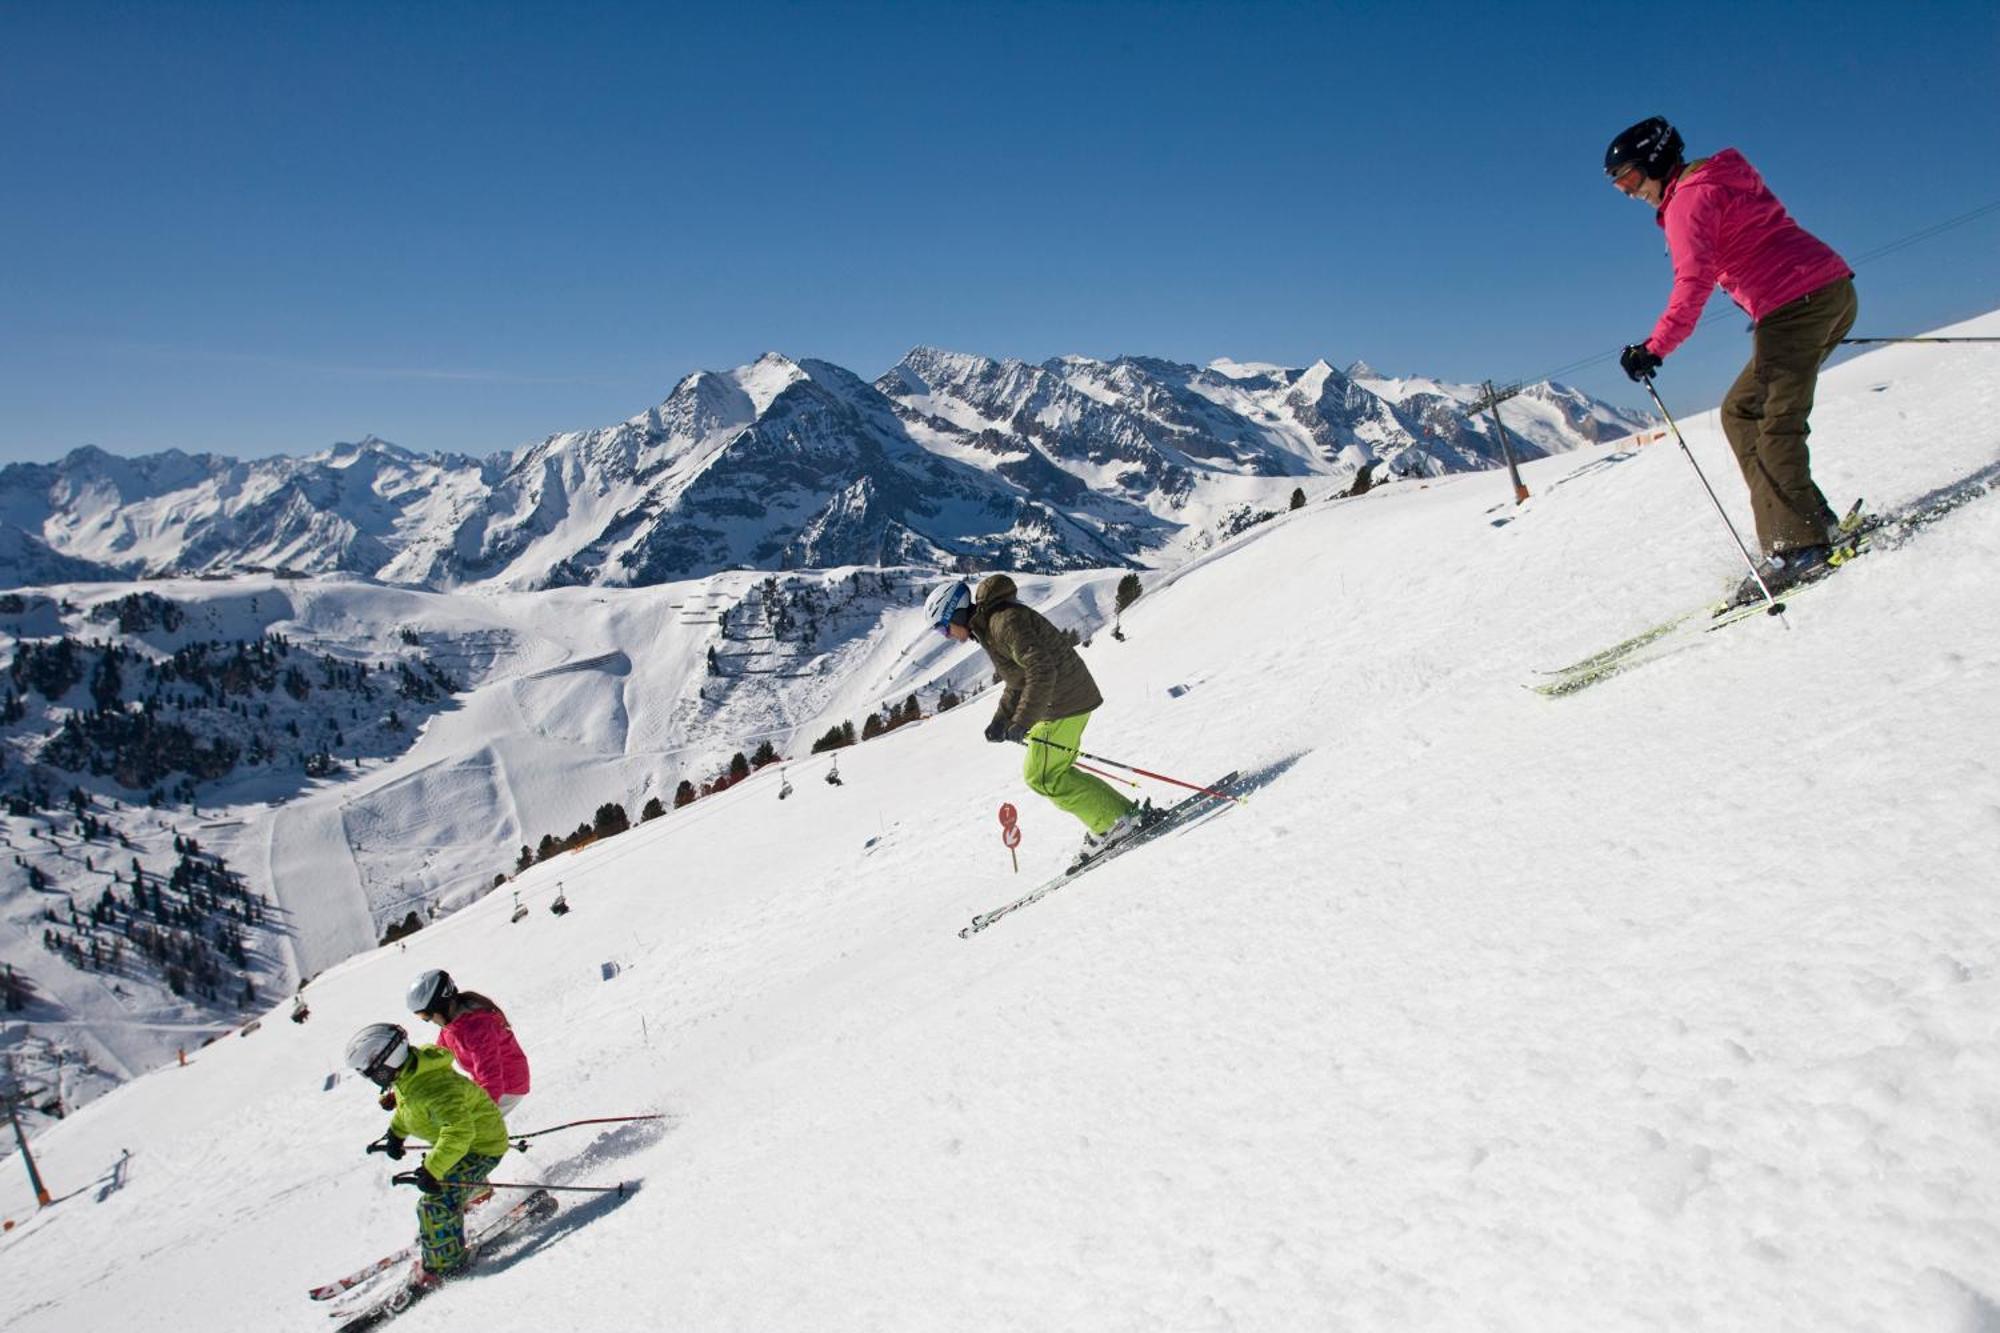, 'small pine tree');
1115,572,1143,612
729,752,750,782
1290,486,1307,510
810,722,854,753
750,740,780,768
379,911,423,946
937,686,961,712
593,802,630,839
517,845,534,872
673,779,697,808
861,713,885,741
641,796,666,821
